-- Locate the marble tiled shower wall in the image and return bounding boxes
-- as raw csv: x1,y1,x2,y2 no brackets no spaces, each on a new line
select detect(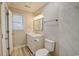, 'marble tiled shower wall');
59,2,79,56
42,2,79,56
